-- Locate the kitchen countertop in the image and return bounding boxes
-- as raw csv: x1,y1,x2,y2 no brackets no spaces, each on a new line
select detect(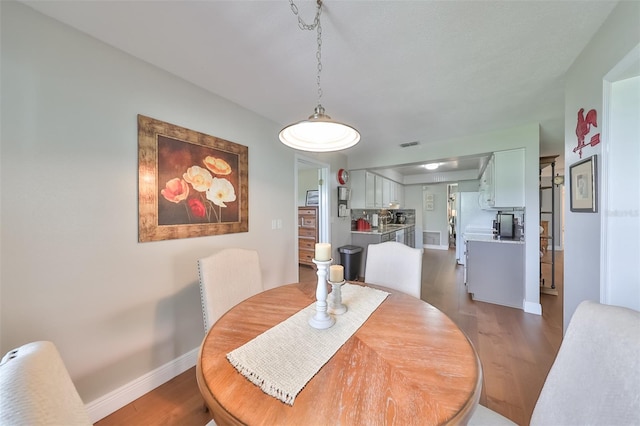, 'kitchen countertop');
464,234,525,245
351,223,414,235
